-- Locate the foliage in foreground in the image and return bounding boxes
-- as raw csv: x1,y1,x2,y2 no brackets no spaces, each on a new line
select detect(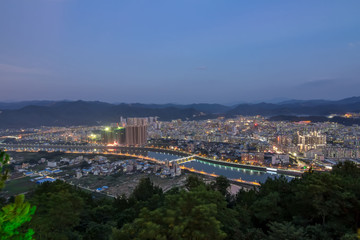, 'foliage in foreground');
0,150,36,240
3,153,360,239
